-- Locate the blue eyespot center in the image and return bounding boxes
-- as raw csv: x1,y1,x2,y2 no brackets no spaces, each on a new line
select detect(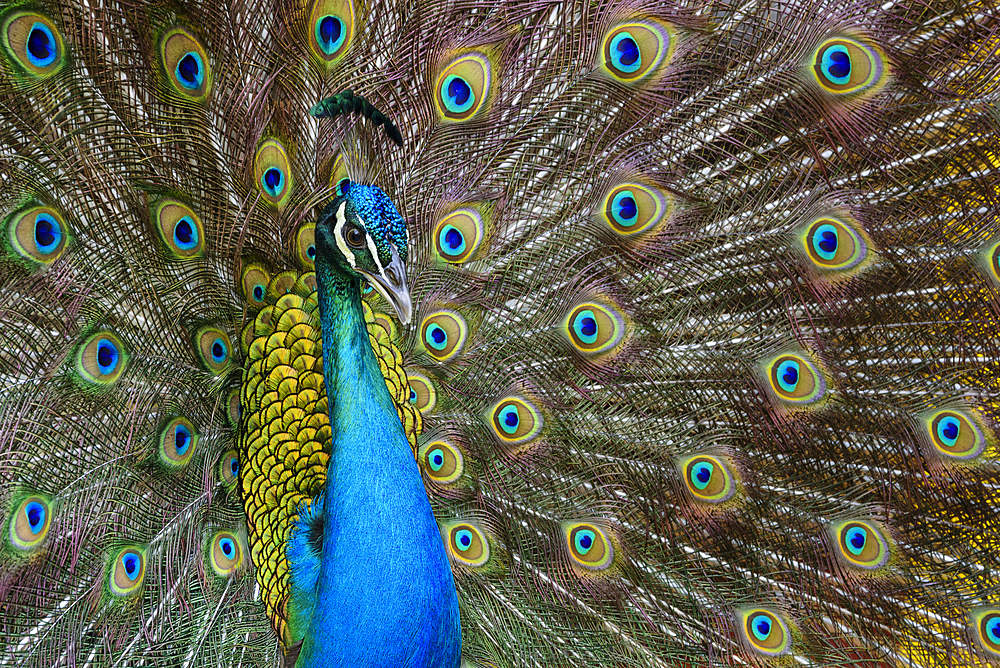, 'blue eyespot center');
500,405,520,433
27,23,56,67
409,387,417,403
609,33,641,73
937,416,960,446
448,78,470,106
426,324,448,350
307,245,316,259
827,49,849,78
229,457,239,476
211,338,227,364
455,529,472,550
441,74,475,114
691,462,713,490
317,16,345,54
96,339,120,374
440,225,466,256
812,223,839,260
821,45,851,84
616,37,638,65
33,212,60,253
175,425,191,456
176,52,203,89
253,285,264,300
987,615,1000,643
428,448,445,472
25,501,45,533
611,191,638,226
173,216,198,249
262,167,285,196
572,310,599,344
752,615,771,640
777,360,799,392
122,553,140,580
575,529,595,554
220,537,234,557
846,526,867,554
